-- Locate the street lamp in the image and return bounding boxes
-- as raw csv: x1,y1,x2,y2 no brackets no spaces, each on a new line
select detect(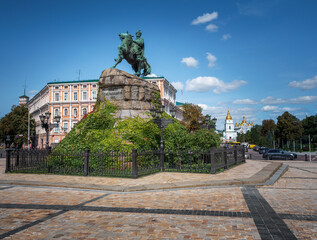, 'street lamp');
199,115,217,130
150,104,176,171
39,112,61,149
